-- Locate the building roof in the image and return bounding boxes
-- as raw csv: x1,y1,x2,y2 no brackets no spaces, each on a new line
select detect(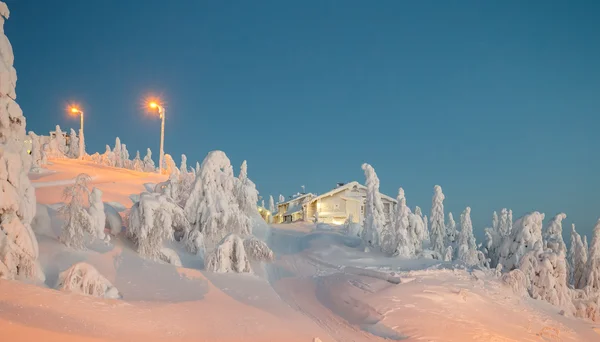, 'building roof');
278,193,314,207
305,181,397,205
